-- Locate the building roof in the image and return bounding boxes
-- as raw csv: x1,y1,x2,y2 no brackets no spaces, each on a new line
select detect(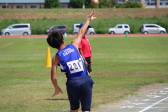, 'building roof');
60,0,70,3
0,0,70,3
